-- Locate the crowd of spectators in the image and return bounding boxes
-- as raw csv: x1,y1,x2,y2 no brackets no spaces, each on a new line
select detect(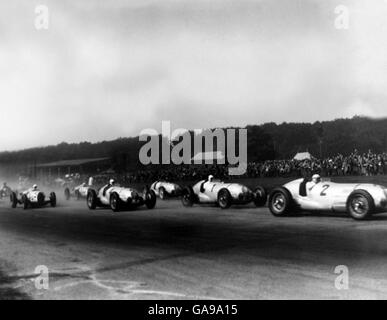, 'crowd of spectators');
122,150,387,183
43,150,387,187
247,150,387,178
